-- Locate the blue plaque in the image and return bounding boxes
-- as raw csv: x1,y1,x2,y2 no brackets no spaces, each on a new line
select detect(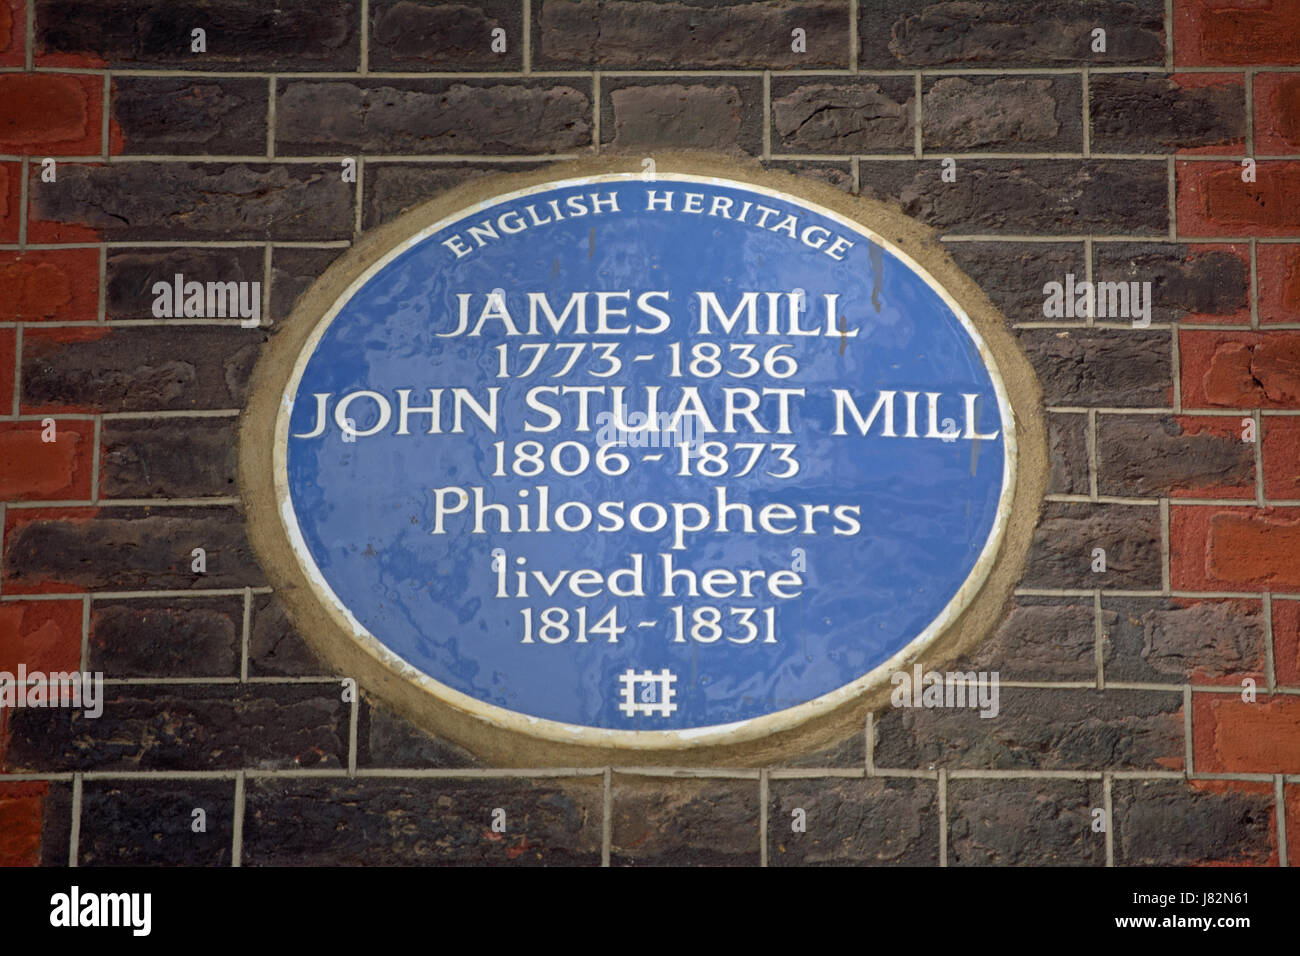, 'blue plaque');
271,173,1016,744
